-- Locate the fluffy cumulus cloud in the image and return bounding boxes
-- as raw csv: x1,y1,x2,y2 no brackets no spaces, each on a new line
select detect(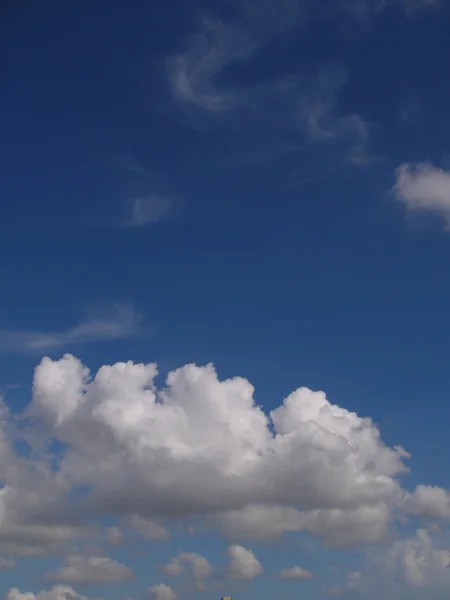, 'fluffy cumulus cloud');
1,355,450,598
393,163,450,226
163,552,214,580
405,485,450,518
46,555,133,584
279,565,314,579
380,528,450,589
1,354,447,556
227,545,263,580
8,355,417,548
7,586,88,600
149,584,177,600
324,529,450,597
